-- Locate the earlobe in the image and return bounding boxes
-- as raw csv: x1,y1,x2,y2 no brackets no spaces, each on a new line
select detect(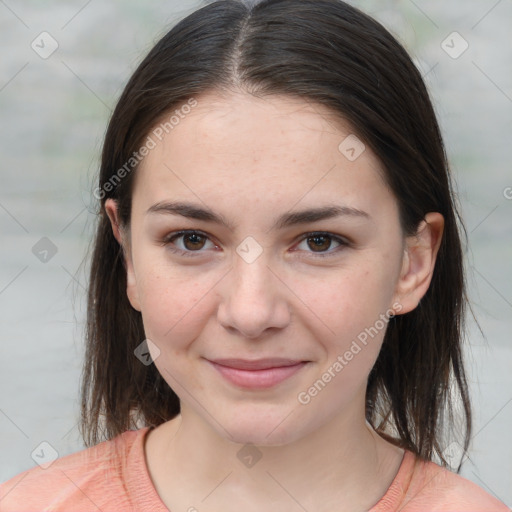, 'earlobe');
392,212,444,314
104,199,142,312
